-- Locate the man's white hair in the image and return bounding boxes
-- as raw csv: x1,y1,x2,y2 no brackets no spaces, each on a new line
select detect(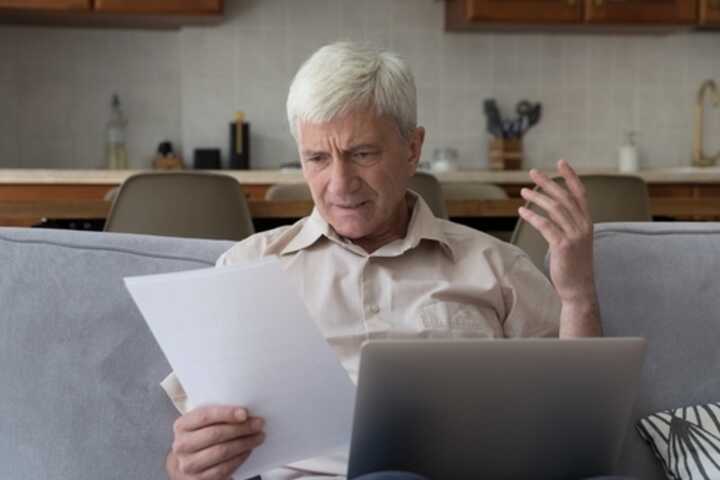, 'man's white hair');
286,41,417,140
